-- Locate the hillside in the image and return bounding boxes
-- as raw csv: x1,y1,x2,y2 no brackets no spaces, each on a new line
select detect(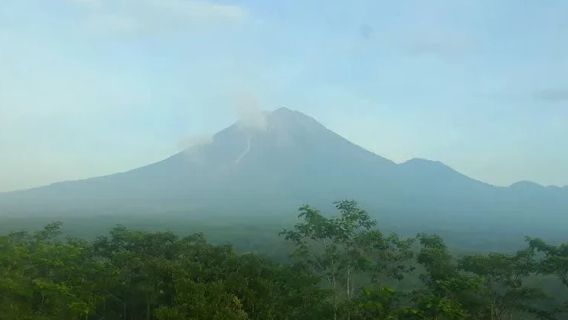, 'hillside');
1,108,567,236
